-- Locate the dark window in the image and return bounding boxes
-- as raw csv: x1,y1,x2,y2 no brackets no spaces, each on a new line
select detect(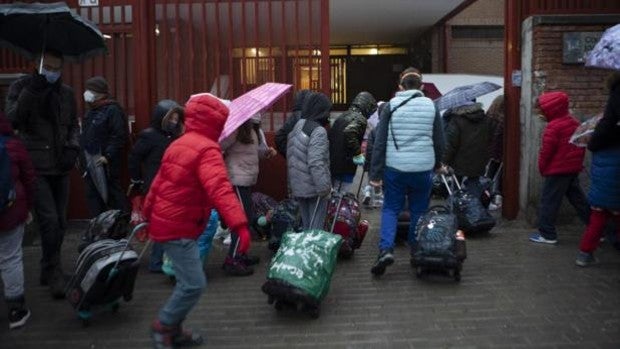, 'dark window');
452,26,504,39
